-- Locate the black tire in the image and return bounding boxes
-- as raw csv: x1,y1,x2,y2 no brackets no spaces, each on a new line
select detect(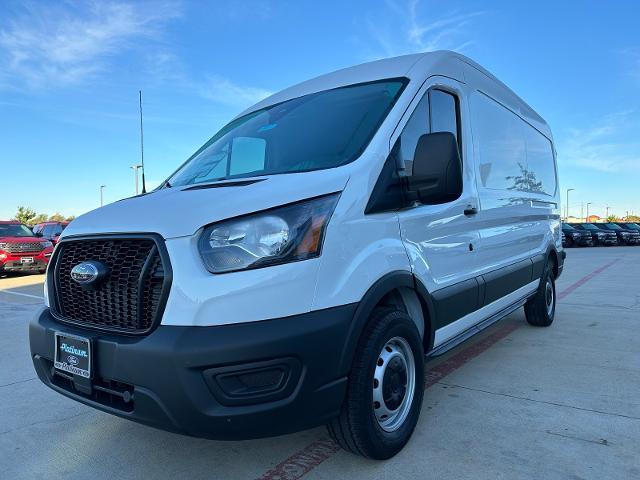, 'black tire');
327,308,424,459
524,260,556,327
